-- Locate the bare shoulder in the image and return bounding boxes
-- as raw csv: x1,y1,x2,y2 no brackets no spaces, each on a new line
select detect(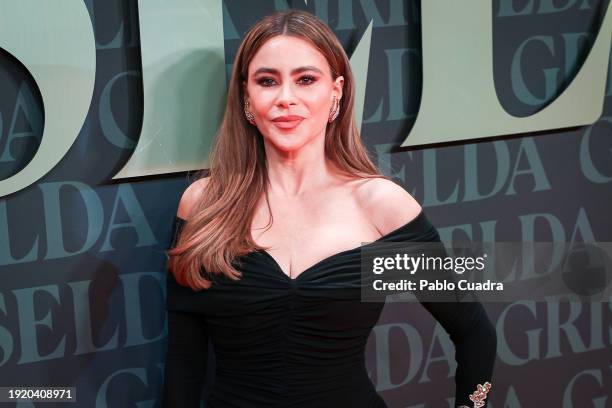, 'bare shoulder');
177,177,210,220
354,177,423,235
